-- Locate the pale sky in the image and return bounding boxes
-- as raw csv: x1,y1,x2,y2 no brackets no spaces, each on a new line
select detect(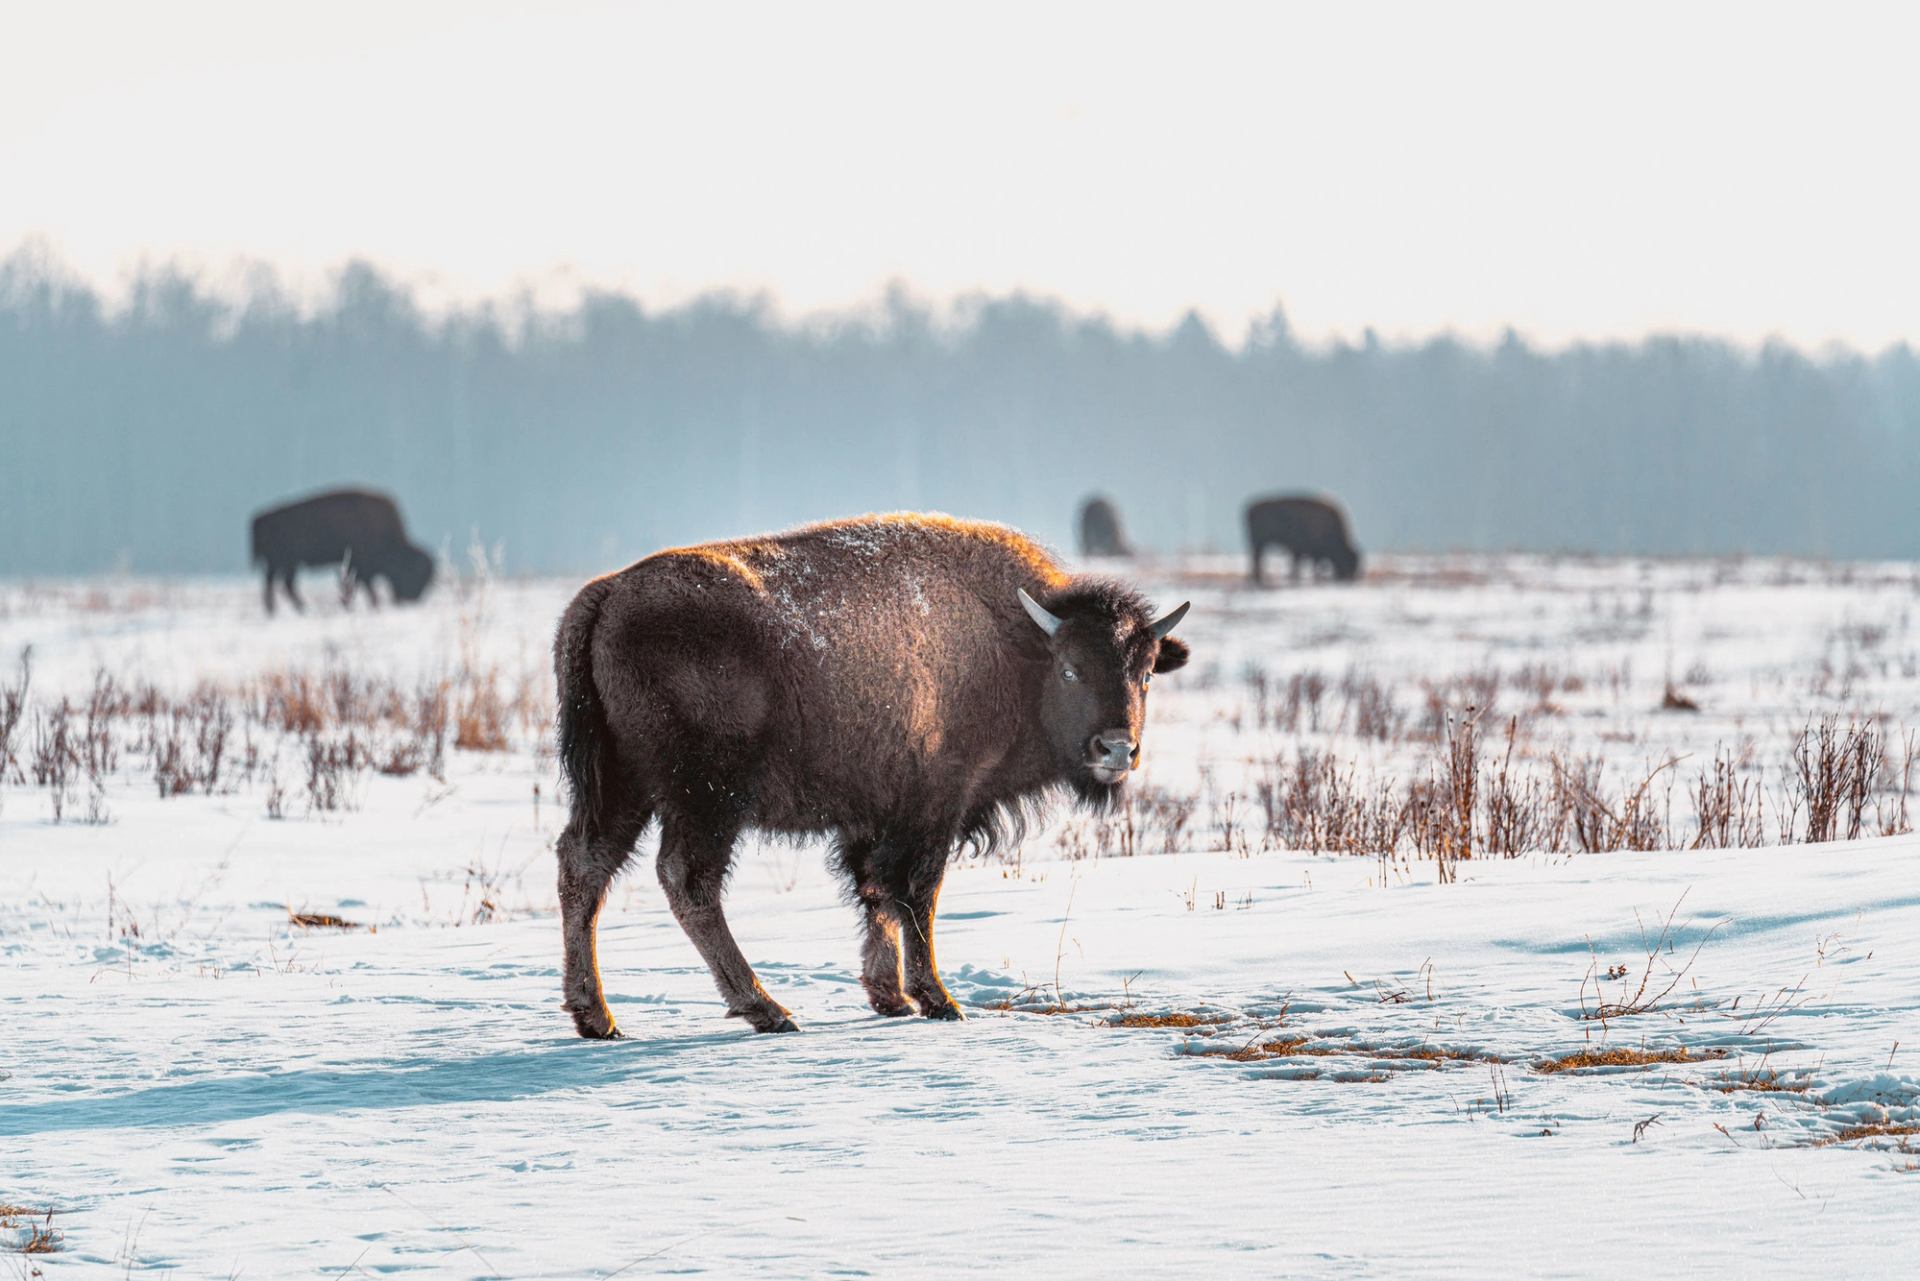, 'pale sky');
5,0,1918,349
